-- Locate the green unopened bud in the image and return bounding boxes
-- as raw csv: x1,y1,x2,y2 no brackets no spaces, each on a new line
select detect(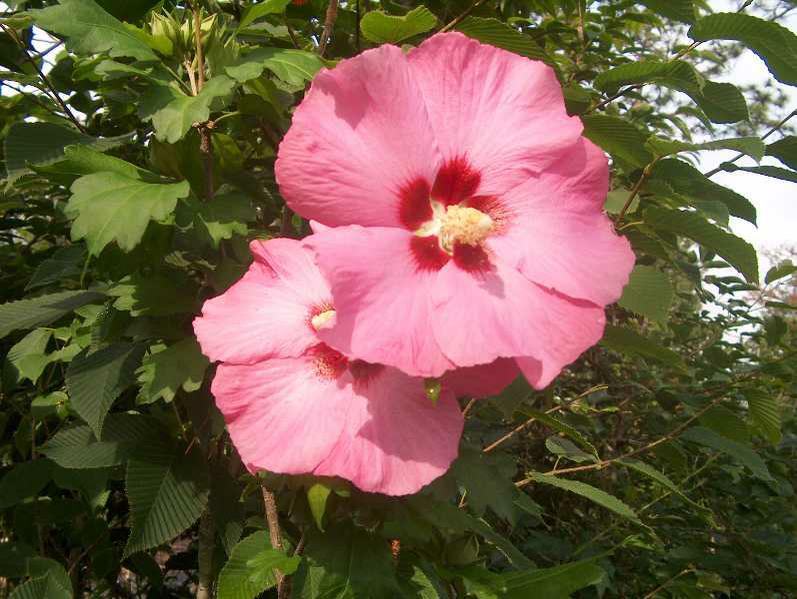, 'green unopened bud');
424,378,441,405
